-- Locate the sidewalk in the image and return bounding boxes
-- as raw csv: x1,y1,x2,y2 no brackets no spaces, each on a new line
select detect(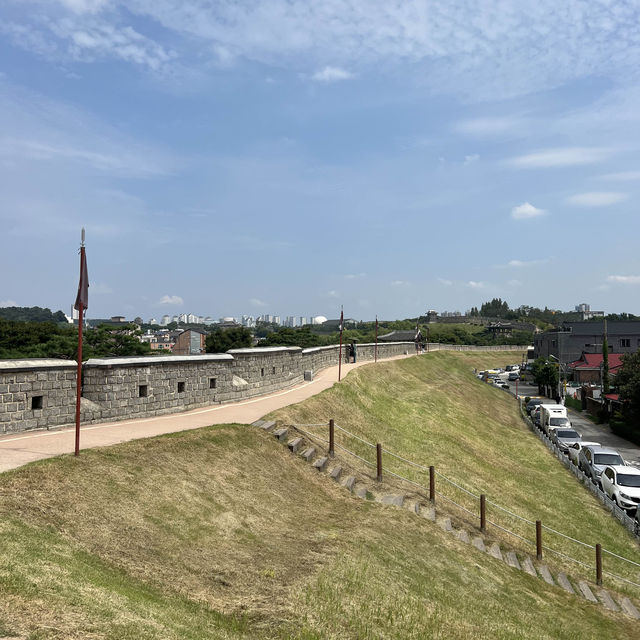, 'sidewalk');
0,353,413,474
